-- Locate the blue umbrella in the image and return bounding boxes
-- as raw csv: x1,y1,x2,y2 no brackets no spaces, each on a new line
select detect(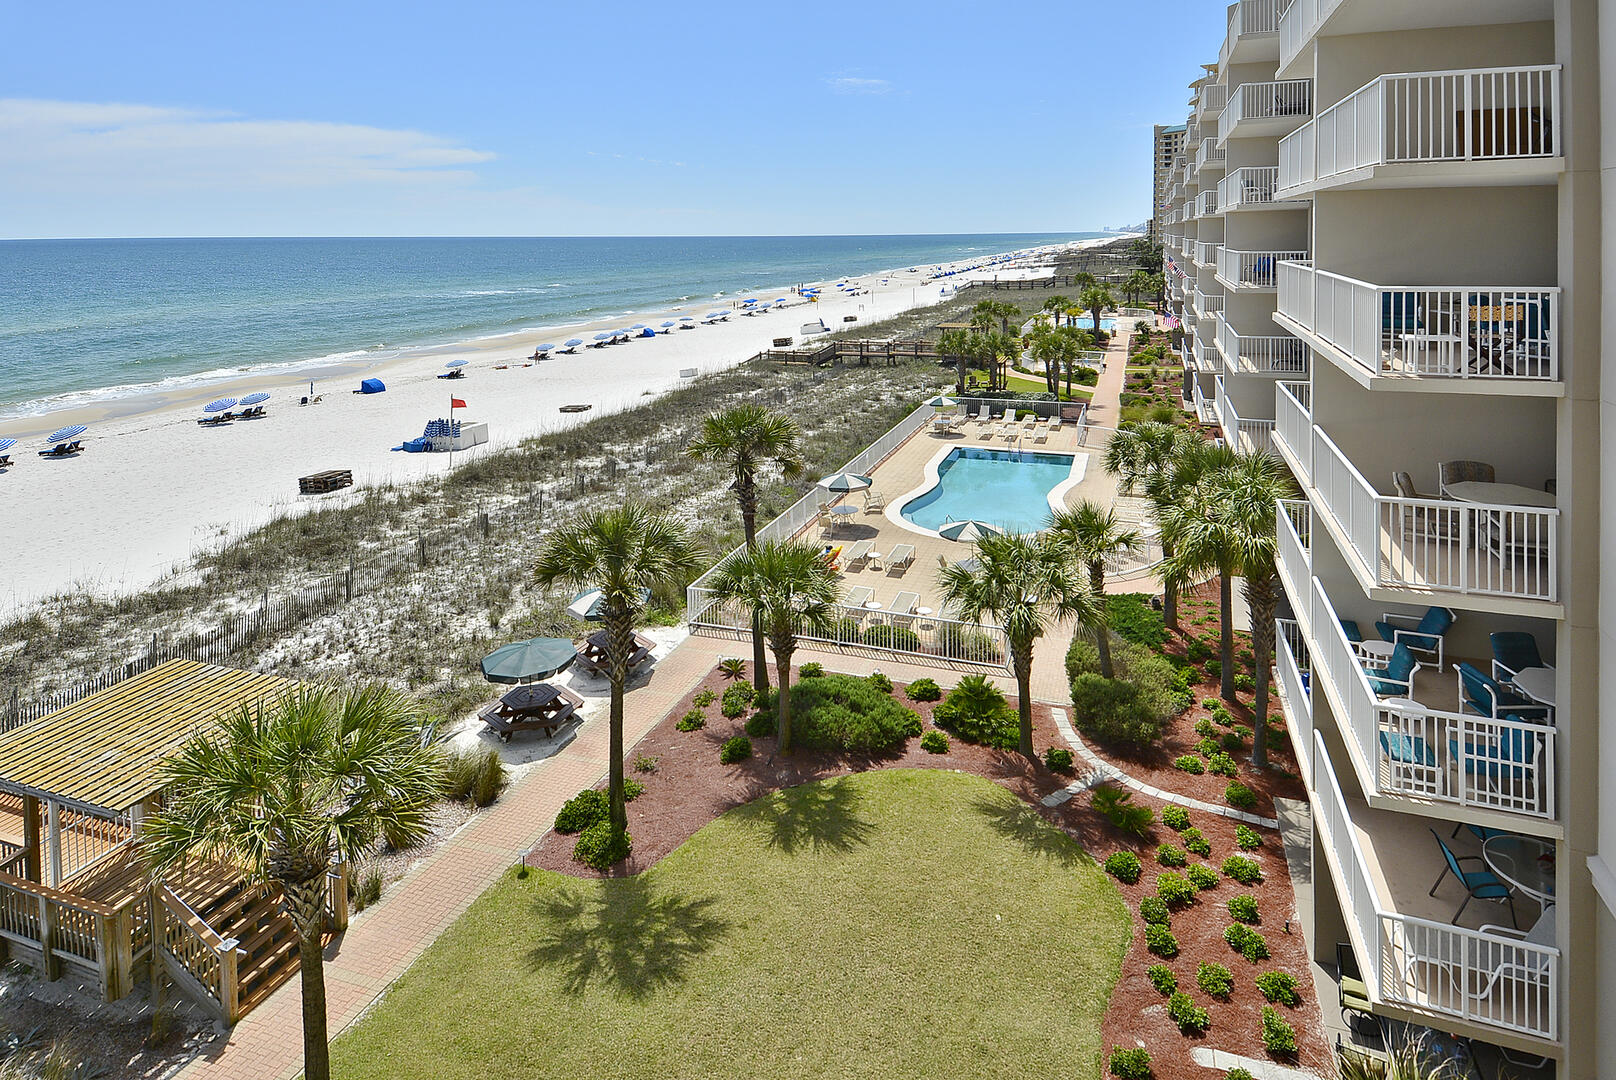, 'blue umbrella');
536,343,556,351
480,637,578,684
630,323,647,330
594,332,613,340
45,425,86,444
564,338,584,347
203,398,237,415
660,320,677,328
445,358,468,369
741,298,758,305
775,297,789,303
716,309,731,316
238,392,270,406
0,438,15,453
